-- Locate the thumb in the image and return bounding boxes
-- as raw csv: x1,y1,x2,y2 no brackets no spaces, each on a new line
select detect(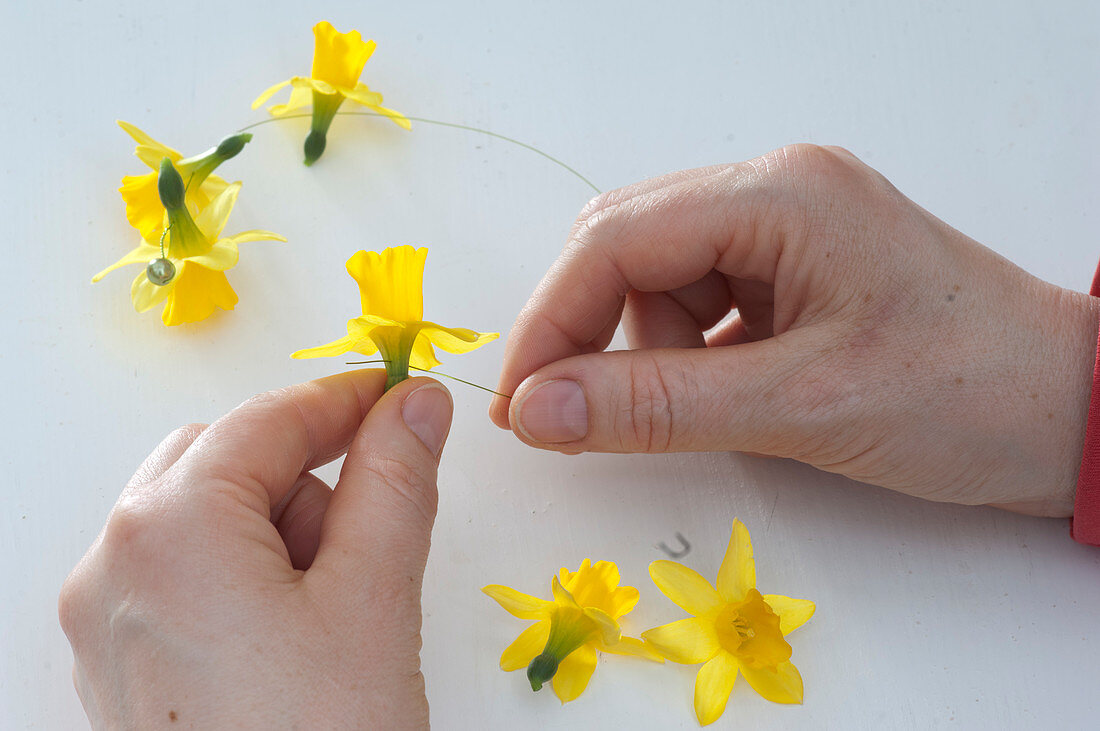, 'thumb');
308,377,453,598
506,333,828,456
